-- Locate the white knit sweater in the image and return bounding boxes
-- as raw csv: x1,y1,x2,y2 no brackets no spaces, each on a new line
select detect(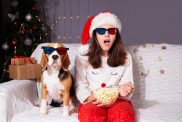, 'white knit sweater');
75,47,134,103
